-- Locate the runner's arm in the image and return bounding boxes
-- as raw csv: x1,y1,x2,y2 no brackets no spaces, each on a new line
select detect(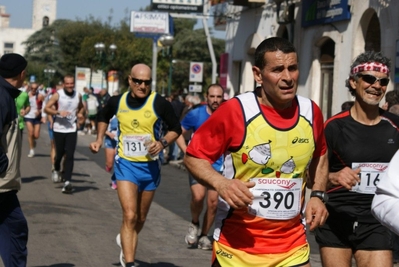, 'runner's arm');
175,131,187,154
154,95,182,144
372,150,399,235
308,153,328,192
77,94,85,125
95,96,119,144
184,154,255,209
306,153,329,230
44,93,59,116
